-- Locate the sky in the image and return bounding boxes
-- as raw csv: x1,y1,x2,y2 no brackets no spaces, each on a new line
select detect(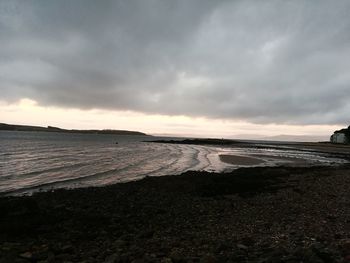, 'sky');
1,0,349,139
